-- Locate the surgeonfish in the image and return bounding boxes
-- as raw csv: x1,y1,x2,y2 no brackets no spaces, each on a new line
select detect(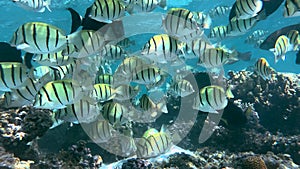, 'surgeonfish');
209,25,228,40
235,0,263,20
245,30,269,44
101,101,128,127
141,34,185,64
270,35,293,63
88,0,126,23
286,30,300,51
91,83,116,102
193,85,234,114
227,14,262,36
136,125,172,158
162,8,202,41
12,0,51,12
33,79,85,109
83,119,113,143
0,62,32,91
167,79,195,97
3,73,52,108
10,22,76,54
113,84,140,101
32,50,75,66
209,5,232,18
95,74,114,85
284,0,300,18
254,57,276,80
52,98,100,124
193,12,212,29
100,44,127,61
